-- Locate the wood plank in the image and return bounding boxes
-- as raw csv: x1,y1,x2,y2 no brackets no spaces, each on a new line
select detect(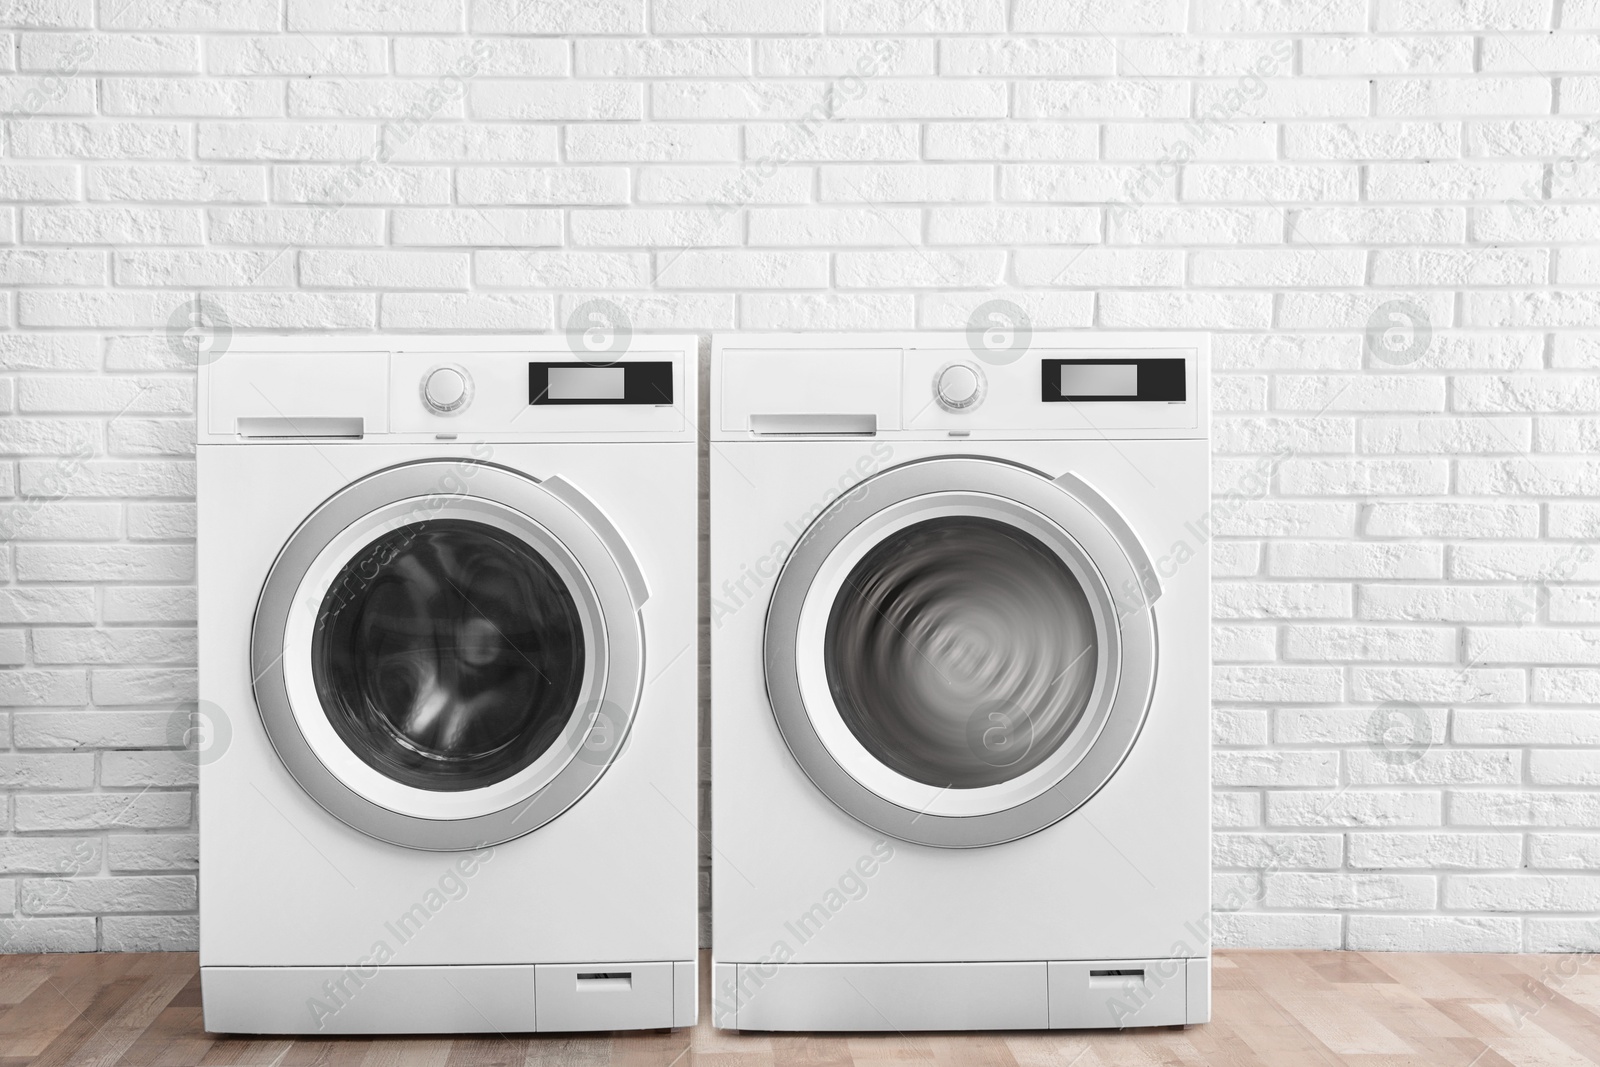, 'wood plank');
0,950,1592,1064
